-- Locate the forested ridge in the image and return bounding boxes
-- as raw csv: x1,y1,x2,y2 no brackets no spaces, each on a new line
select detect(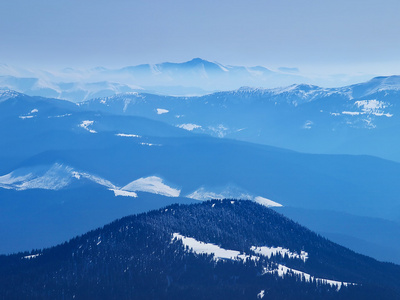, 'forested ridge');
1,199,400,299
